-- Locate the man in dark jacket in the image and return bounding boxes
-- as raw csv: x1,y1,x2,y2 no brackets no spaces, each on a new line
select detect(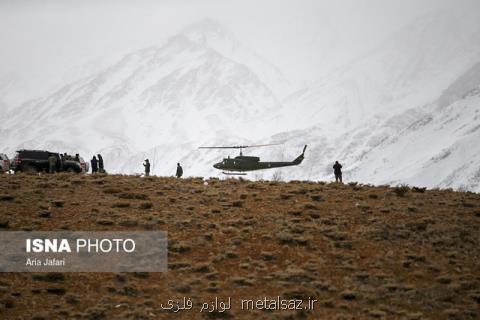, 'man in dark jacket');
91,156,98,174
333,161,342,183
176,163,183,178
59,153,65,171
97,154,104,173
143,159,150,177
